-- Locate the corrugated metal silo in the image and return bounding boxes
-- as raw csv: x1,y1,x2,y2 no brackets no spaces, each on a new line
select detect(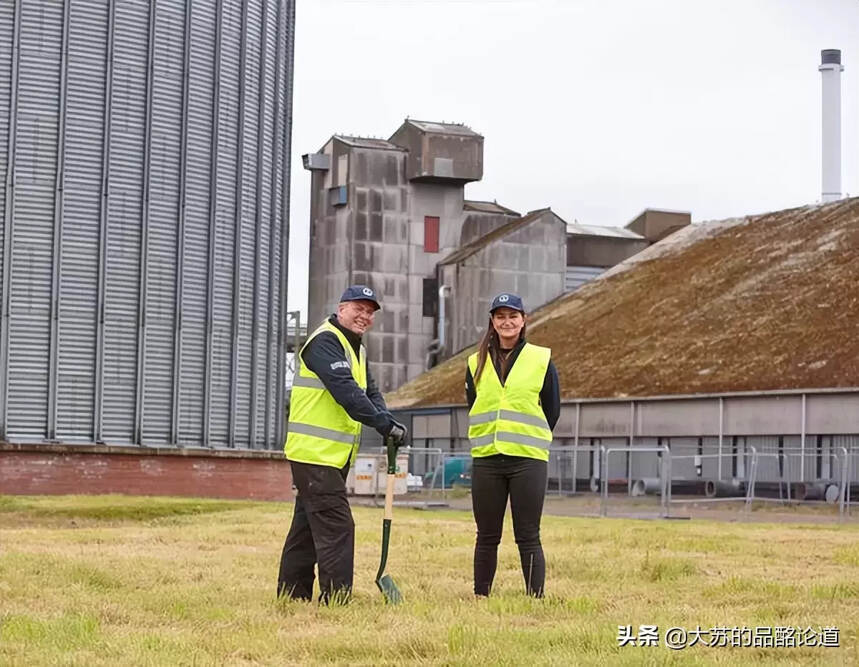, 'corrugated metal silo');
0,0,295,449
